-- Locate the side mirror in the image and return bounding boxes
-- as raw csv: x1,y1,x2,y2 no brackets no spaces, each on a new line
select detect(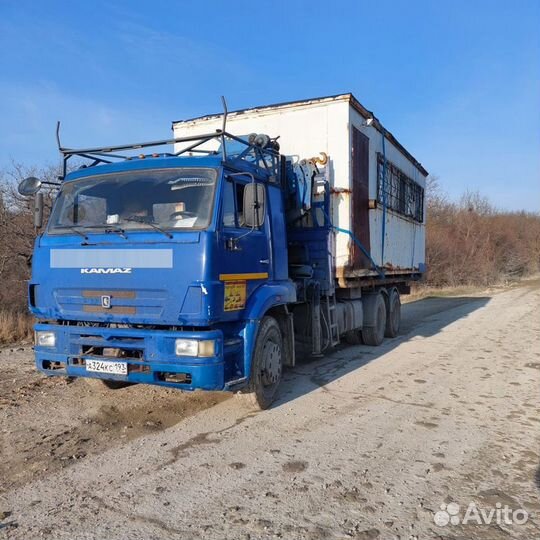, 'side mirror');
18,176,42,196
243,183,265,228
34,193,44,229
